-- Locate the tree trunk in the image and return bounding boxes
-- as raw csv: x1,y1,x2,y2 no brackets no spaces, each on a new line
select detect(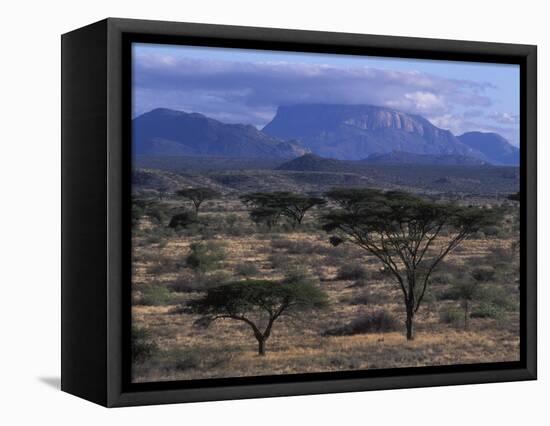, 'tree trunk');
406,304,415,340
257,337,266,356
